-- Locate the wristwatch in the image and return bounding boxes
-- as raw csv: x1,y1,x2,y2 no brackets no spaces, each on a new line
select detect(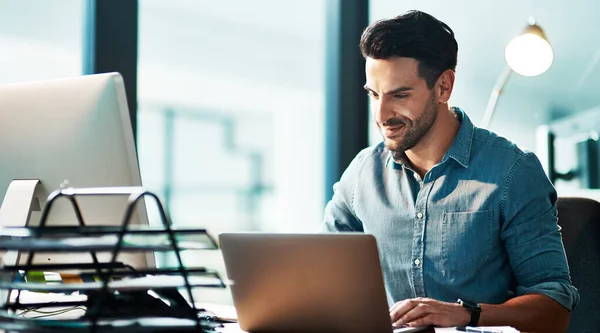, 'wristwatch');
457,298,481,326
